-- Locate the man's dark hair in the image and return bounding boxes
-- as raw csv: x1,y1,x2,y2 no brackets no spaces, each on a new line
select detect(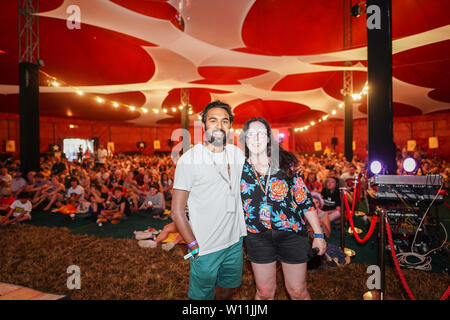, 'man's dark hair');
201,101,234,124
18,191,32,199
70,177,78,183
113,186,123,193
